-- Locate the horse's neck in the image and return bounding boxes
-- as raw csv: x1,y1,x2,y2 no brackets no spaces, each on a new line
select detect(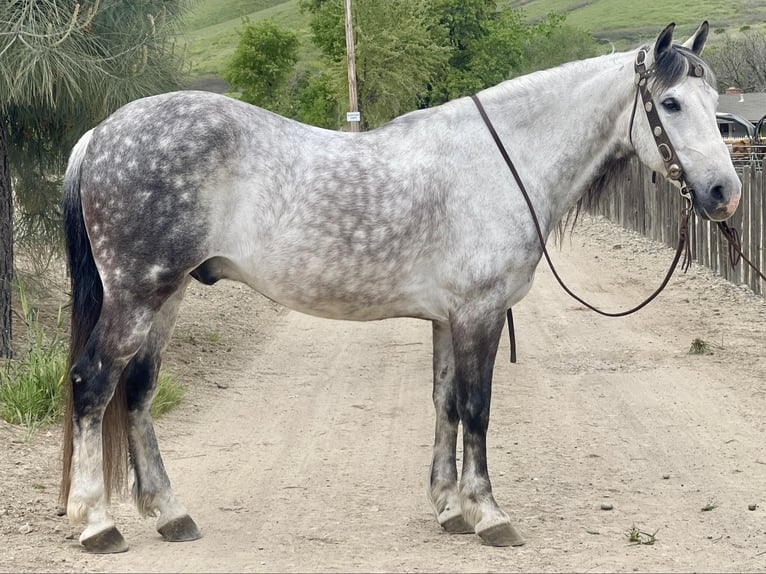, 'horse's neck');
480,52,637,227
